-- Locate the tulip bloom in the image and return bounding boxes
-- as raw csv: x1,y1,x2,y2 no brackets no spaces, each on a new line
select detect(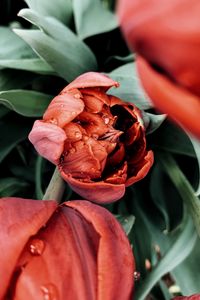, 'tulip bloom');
29,72,153,203
1,197,135,300
173,296,200,300
118,0,200,138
